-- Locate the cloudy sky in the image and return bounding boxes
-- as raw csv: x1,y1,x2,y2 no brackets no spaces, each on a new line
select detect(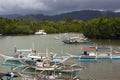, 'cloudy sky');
0,0,120,15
